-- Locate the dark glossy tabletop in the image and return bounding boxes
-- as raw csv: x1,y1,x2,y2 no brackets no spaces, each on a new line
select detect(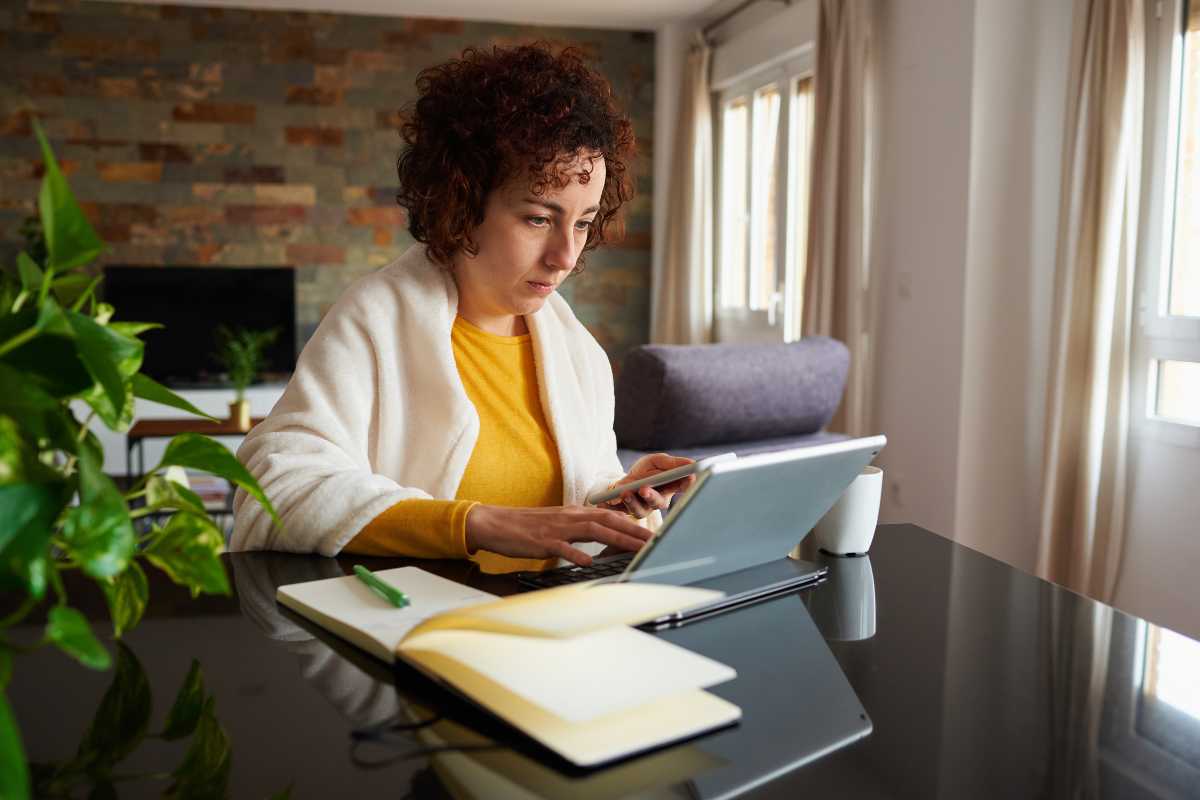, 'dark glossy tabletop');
10,524,1200,798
